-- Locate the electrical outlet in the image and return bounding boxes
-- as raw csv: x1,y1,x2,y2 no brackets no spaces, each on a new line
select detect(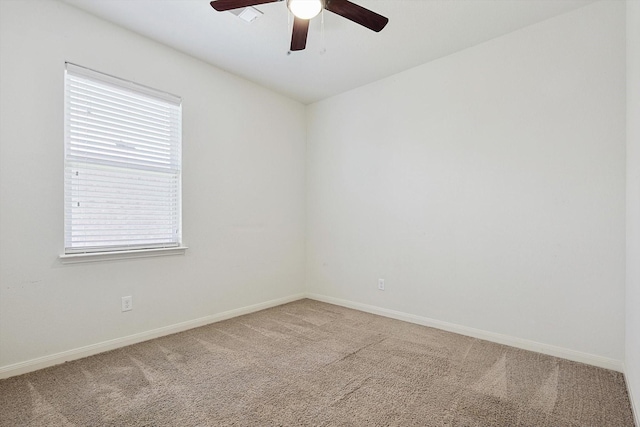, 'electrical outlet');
121,296,132,312
378,278,385,291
